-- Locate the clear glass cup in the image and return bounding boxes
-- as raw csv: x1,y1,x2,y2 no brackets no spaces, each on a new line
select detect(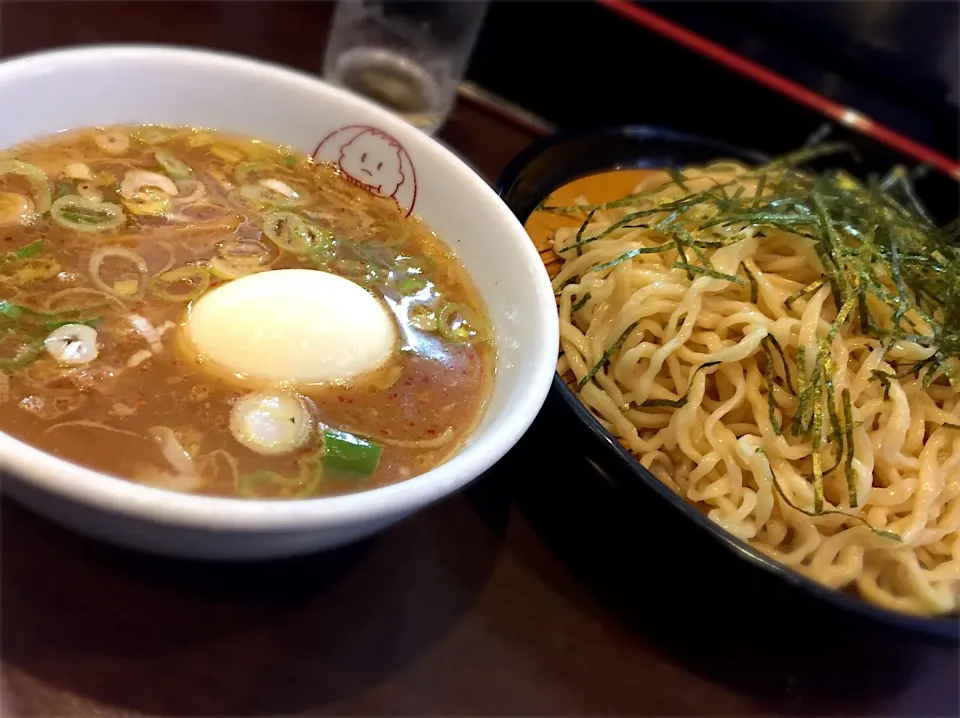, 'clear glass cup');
323,0,489,134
